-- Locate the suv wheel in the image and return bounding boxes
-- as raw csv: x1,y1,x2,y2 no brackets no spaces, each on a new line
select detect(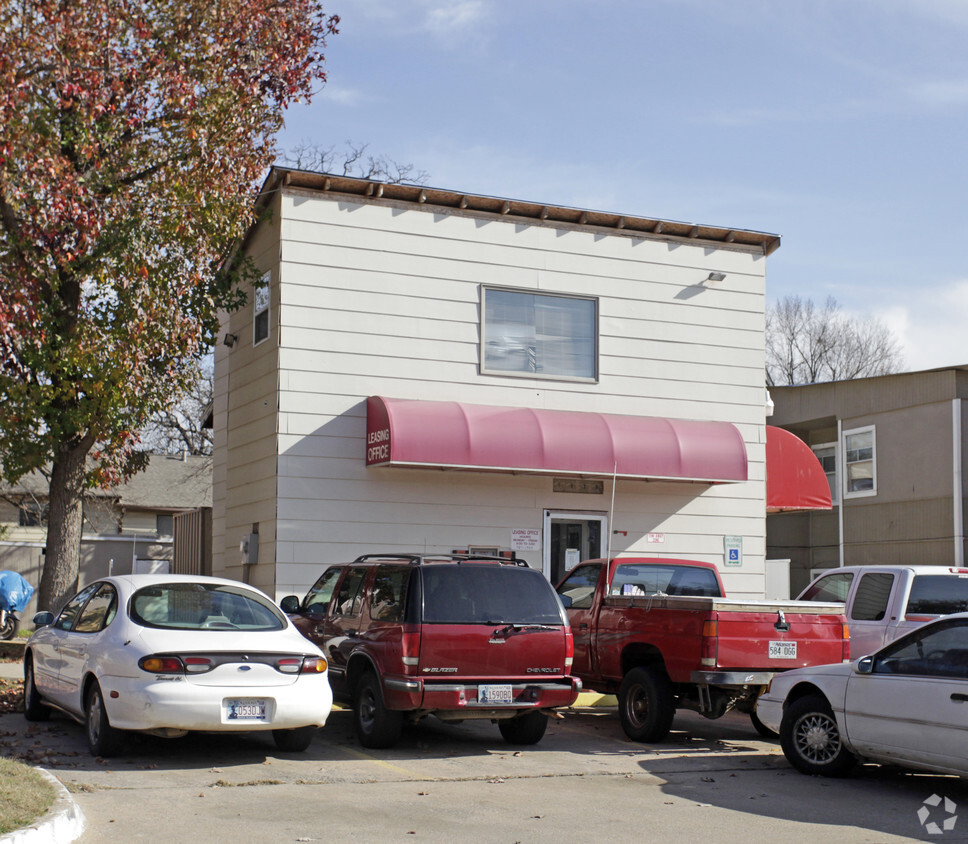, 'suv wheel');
354,673,403,749
498,711,548,745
